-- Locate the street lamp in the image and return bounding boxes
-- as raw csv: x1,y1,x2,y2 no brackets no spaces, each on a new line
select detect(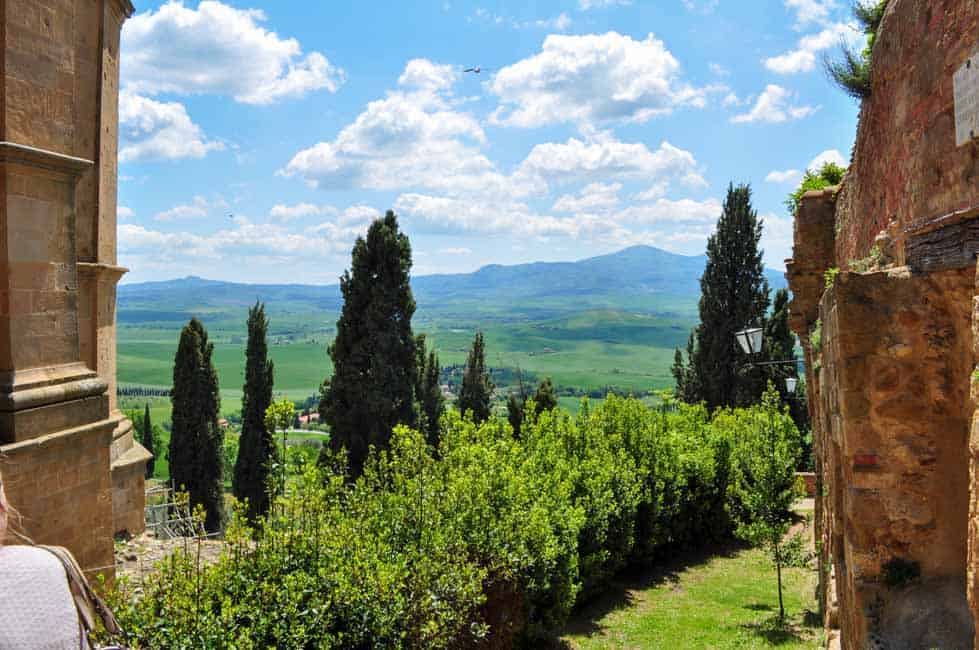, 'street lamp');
734,327,764,355
734,327,801,394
